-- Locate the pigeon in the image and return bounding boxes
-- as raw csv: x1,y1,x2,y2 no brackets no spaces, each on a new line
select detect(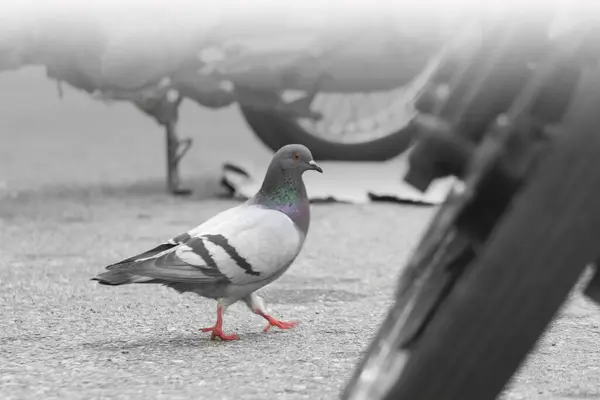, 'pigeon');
92,144,323,340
